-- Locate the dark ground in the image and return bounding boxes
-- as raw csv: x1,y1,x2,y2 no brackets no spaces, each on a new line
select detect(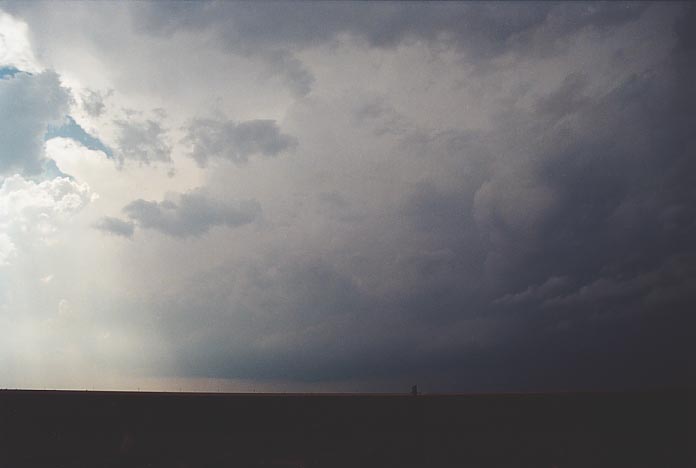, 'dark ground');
0,389,693,467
